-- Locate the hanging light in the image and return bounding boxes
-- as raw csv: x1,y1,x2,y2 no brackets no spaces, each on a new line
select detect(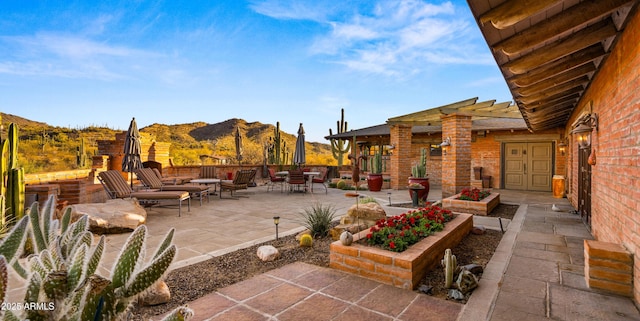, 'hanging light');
557,139,567,156
571,114,598,149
